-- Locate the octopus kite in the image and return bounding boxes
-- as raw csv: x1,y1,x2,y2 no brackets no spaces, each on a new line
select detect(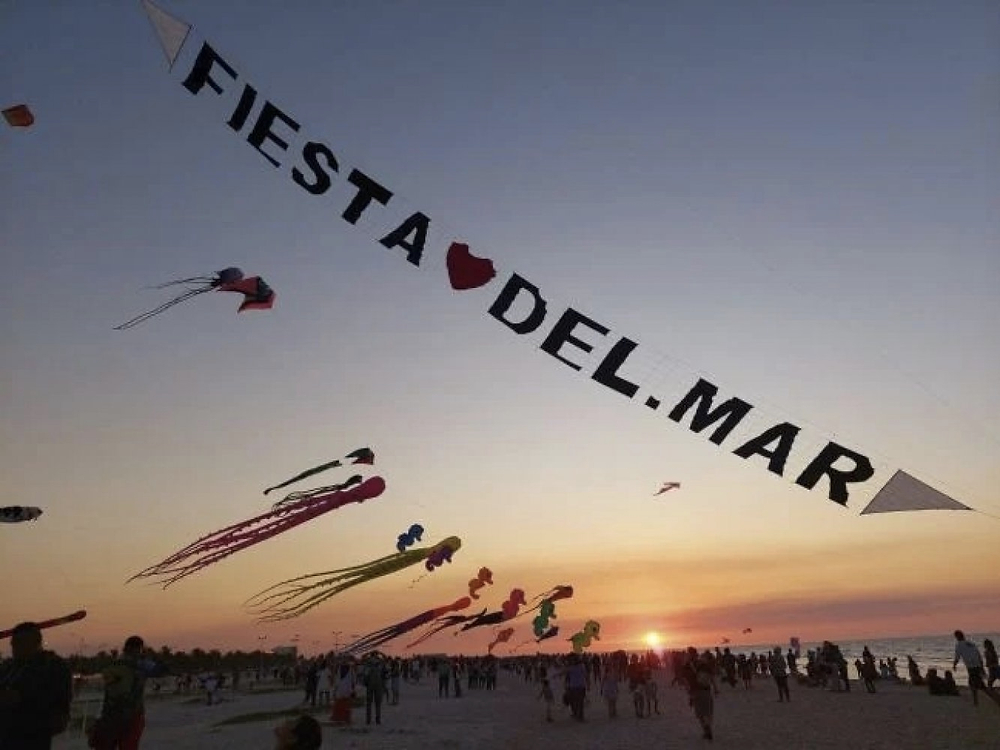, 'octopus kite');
0,506,43,523
128,476,386,587
246,536,462,621
340,596,472,656
114,267,275,330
